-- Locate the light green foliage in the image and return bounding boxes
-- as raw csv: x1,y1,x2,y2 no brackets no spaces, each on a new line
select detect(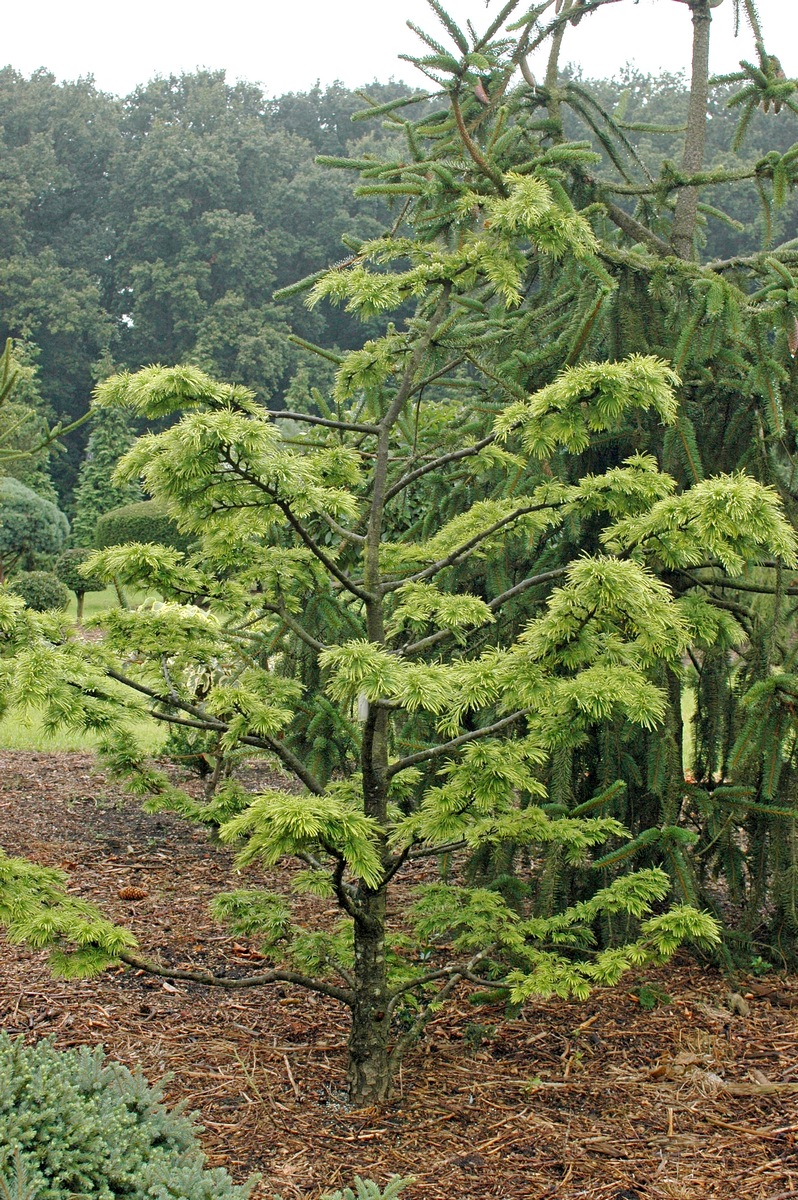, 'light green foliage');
519,557,692,670
495,356,680,455
385,582,494,641
0,851,136,977
603,473,798,573
4,0,798,1105
0,1035,255,1200
317,1179,412,1200
409,875,718,1003
210,890,292,947
310,172,598,313
220,791,385,890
